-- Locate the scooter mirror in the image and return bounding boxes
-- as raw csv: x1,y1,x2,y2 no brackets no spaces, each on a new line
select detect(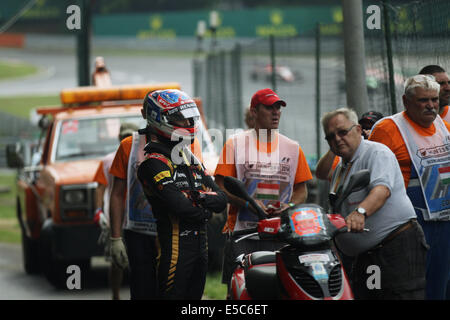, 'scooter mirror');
332,169,370,212
223,176,267,220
